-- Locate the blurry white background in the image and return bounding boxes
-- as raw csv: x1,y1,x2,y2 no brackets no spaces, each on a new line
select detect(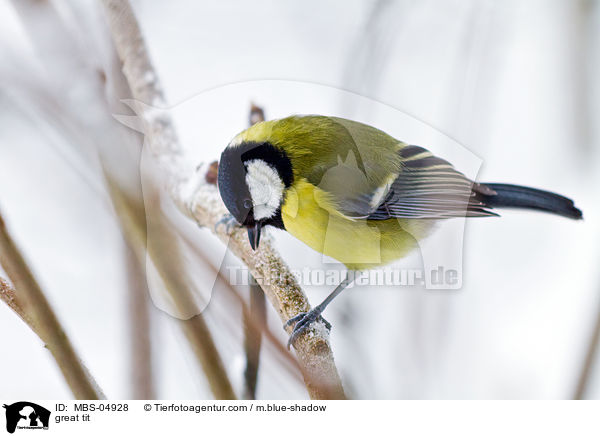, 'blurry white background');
0,0,599,399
